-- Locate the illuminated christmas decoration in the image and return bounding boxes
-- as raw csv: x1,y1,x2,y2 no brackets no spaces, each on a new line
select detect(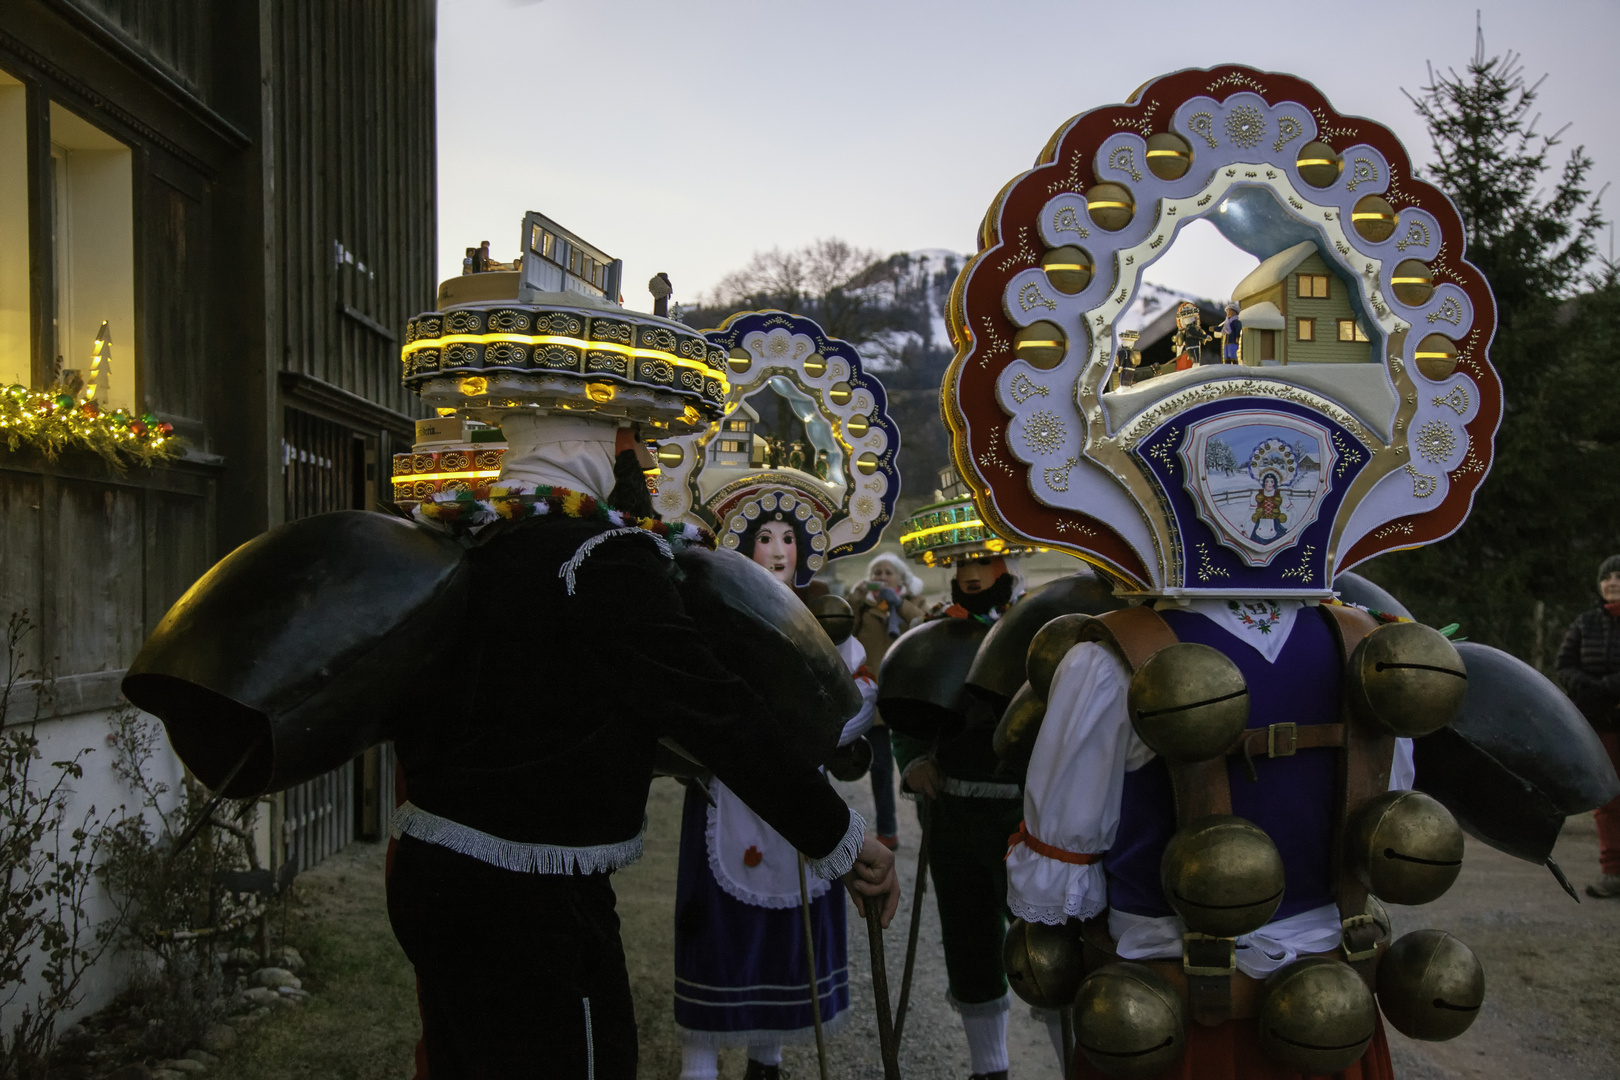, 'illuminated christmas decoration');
0,382,180,467
81,321,111,403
